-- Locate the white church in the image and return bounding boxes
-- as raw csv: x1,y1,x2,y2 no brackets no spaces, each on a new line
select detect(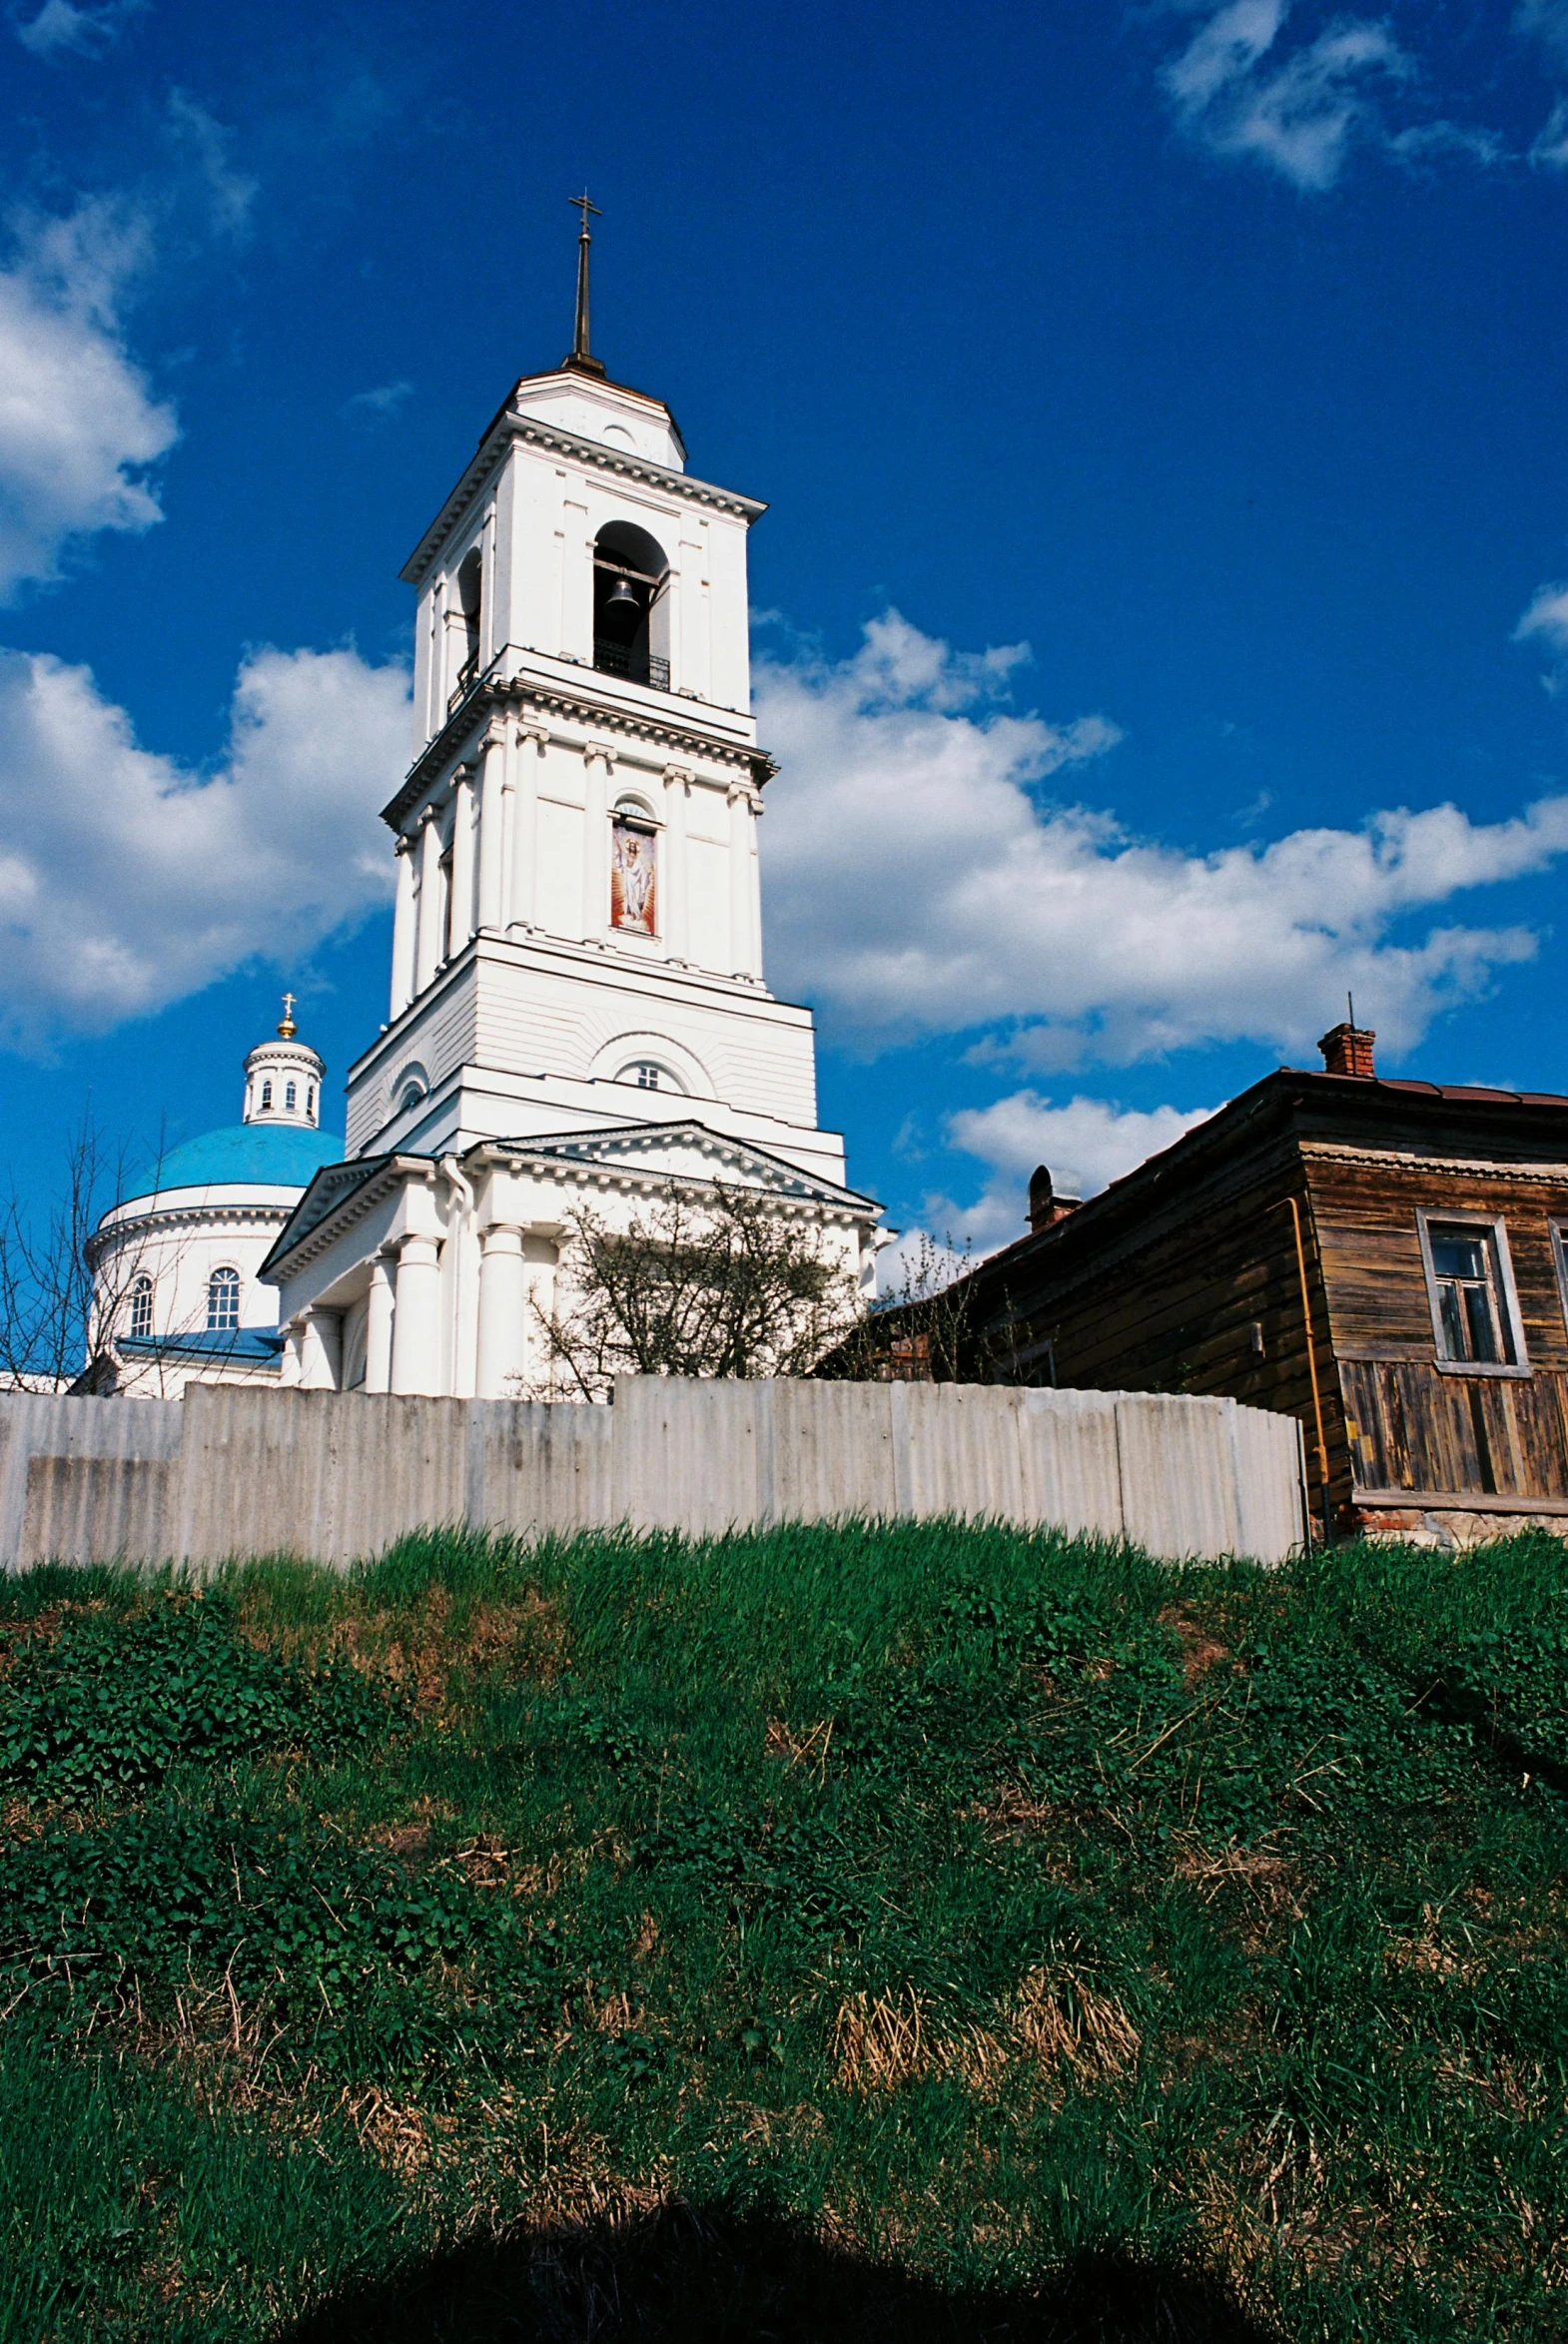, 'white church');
94,214,880,1399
